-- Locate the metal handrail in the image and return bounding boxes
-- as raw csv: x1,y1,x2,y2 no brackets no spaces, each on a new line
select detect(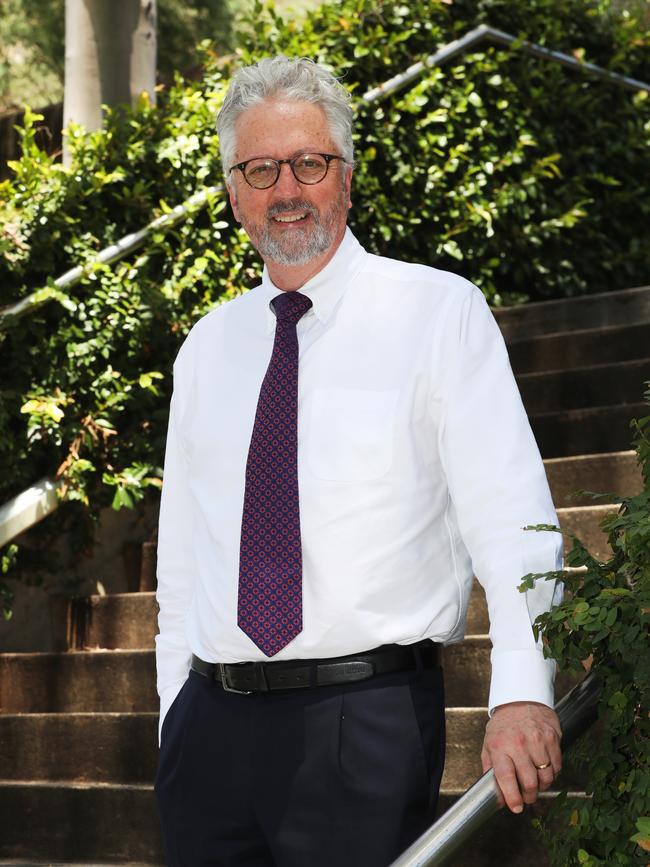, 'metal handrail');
363,23,649,103
389,671,602,867
0,186,221,327
0,477,63,548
